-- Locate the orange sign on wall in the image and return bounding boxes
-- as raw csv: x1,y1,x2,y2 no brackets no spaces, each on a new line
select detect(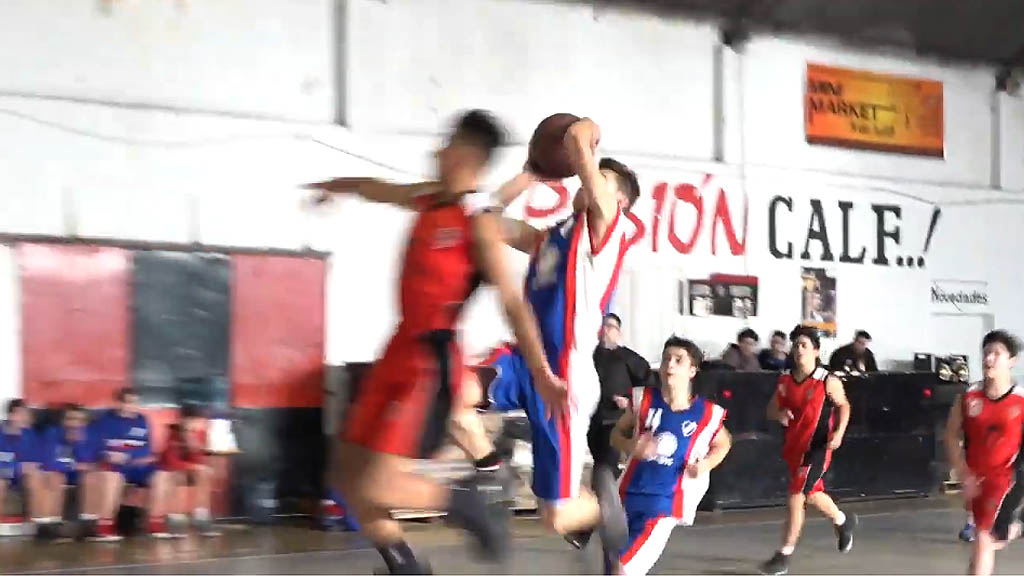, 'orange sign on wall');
805,63,944,157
